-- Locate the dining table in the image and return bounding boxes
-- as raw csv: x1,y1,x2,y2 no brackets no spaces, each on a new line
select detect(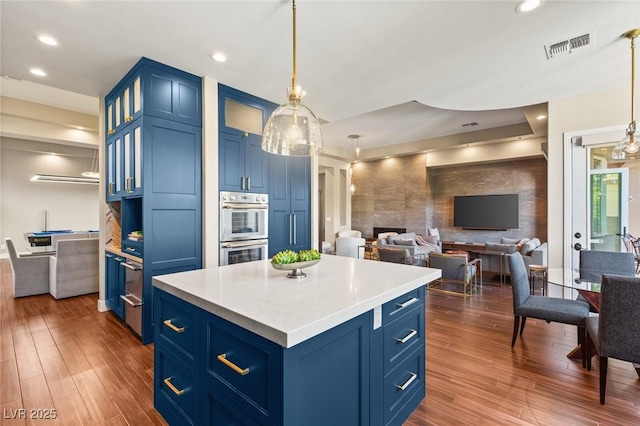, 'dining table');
544,268,640,376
